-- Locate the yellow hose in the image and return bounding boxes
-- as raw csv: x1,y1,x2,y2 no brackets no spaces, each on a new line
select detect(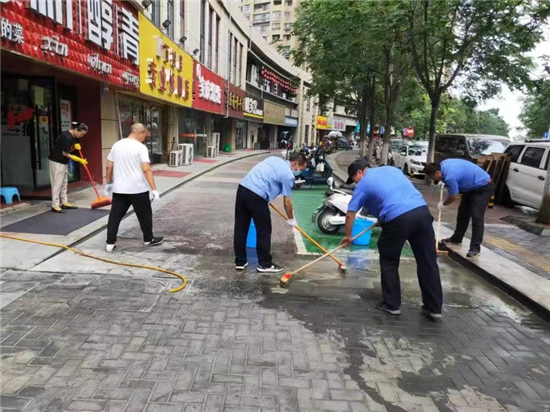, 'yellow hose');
0,234,187,293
